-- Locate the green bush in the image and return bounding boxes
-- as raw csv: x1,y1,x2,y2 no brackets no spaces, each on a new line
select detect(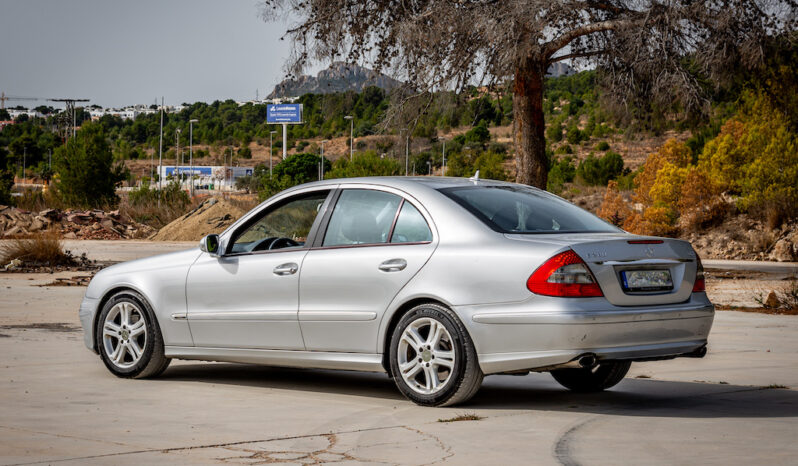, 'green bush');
463,122,490,145
238,146,252,159
596,141,610,151
554,144,573,155
566,124,585,145
325,151,402,179
53,122,124,208
547,156,576,193
576,151,625,186
546,119,563,143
